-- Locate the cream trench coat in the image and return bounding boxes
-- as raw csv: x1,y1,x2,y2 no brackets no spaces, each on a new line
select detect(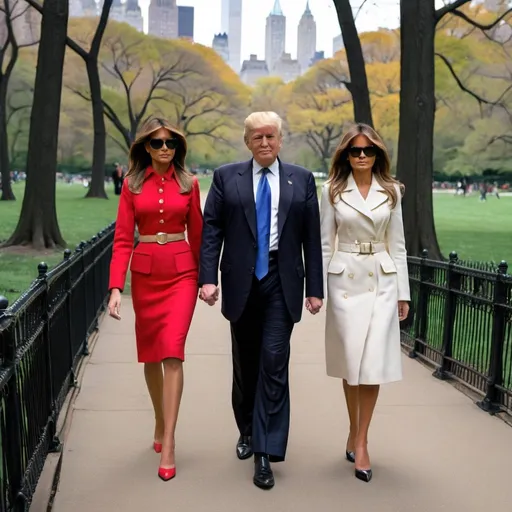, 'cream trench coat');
320,173,410,385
